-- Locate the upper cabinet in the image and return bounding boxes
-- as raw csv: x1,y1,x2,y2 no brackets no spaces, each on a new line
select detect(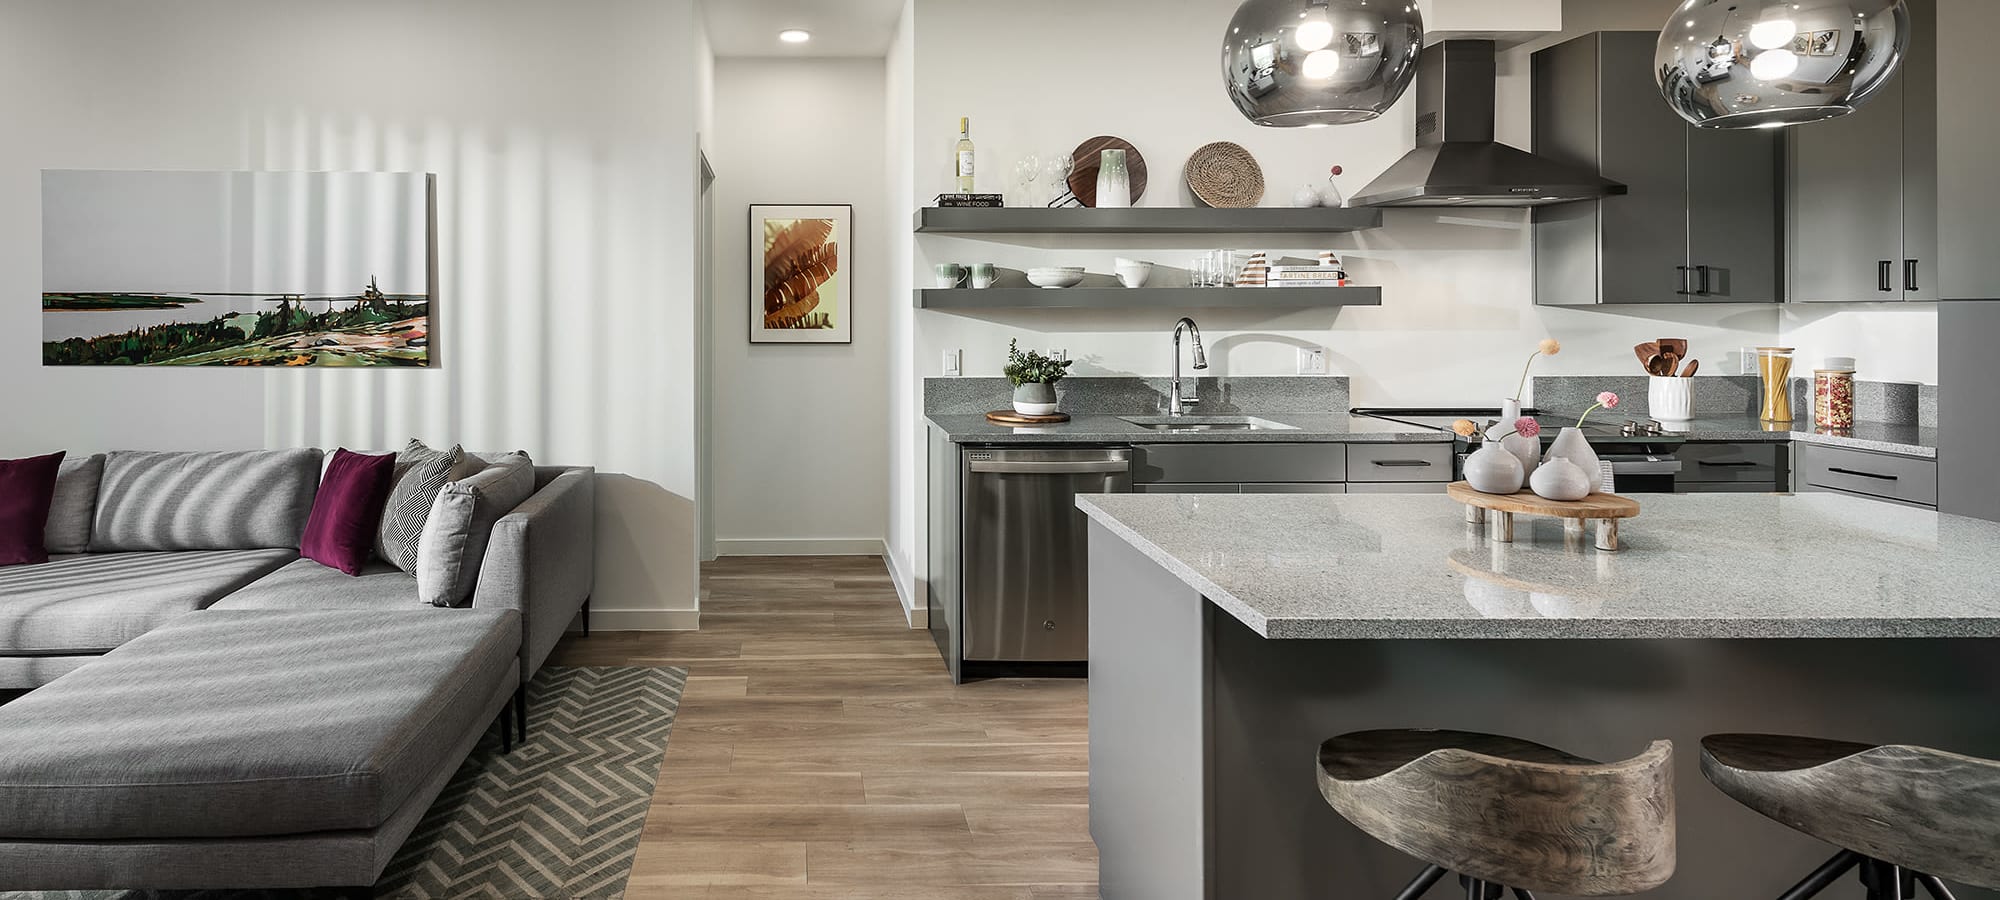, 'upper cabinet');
1533,31,1782,306
1788,0,1937,302
1936,0,2000,301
